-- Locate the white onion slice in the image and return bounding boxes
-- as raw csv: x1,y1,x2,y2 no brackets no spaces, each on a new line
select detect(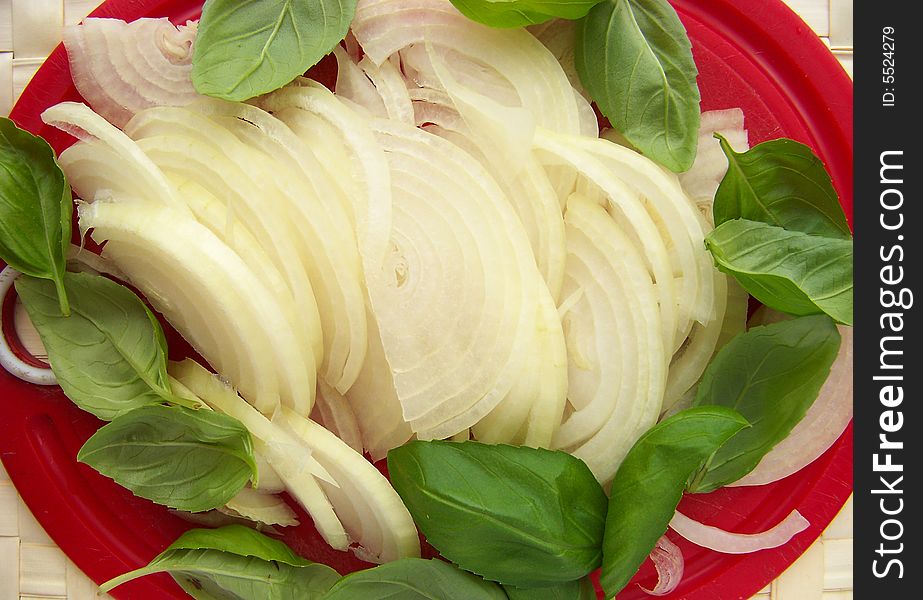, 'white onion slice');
364,119,540,440
731,310,853,487
679,108,749,211
0,267,57,385
43,102,190,215
221,487,299,527
641,535,684,596
280,409,421,563
552,195,665,483
311,380,364,455
345,305,414,461
80,201,313,416
63,18,198,127
170,359,348,550
670,509,809,554
352,0,582,135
